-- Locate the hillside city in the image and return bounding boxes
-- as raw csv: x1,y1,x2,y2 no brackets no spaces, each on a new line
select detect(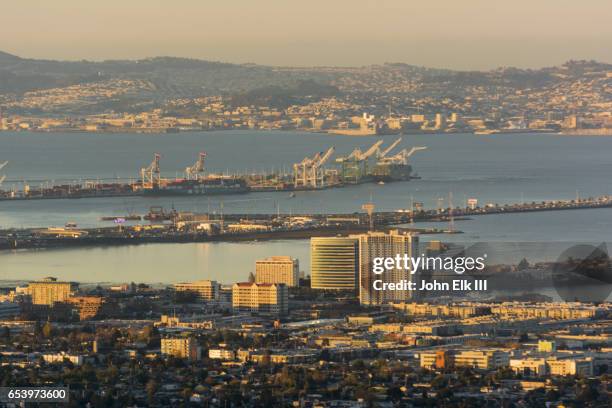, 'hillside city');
0,54,611,136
